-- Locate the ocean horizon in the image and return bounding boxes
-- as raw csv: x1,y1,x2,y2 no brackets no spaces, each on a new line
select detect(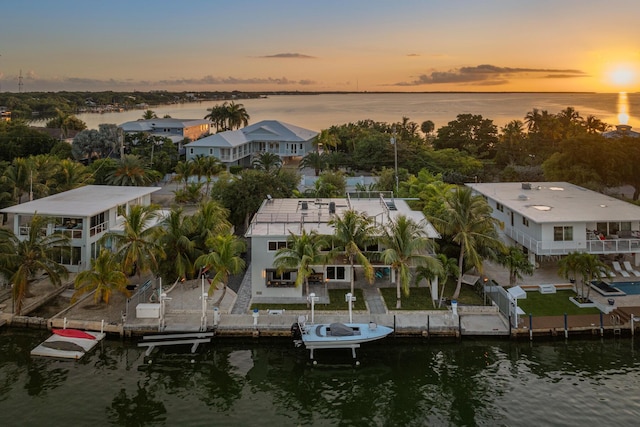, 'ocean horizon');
75,92,640,132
